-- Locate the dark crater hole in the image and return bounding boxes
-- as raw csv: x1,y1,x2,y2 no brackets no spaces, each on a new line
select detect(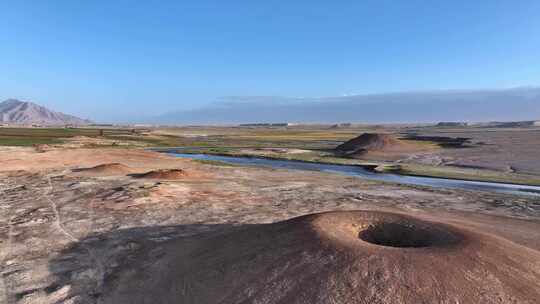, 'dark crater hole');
358,222,460,248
